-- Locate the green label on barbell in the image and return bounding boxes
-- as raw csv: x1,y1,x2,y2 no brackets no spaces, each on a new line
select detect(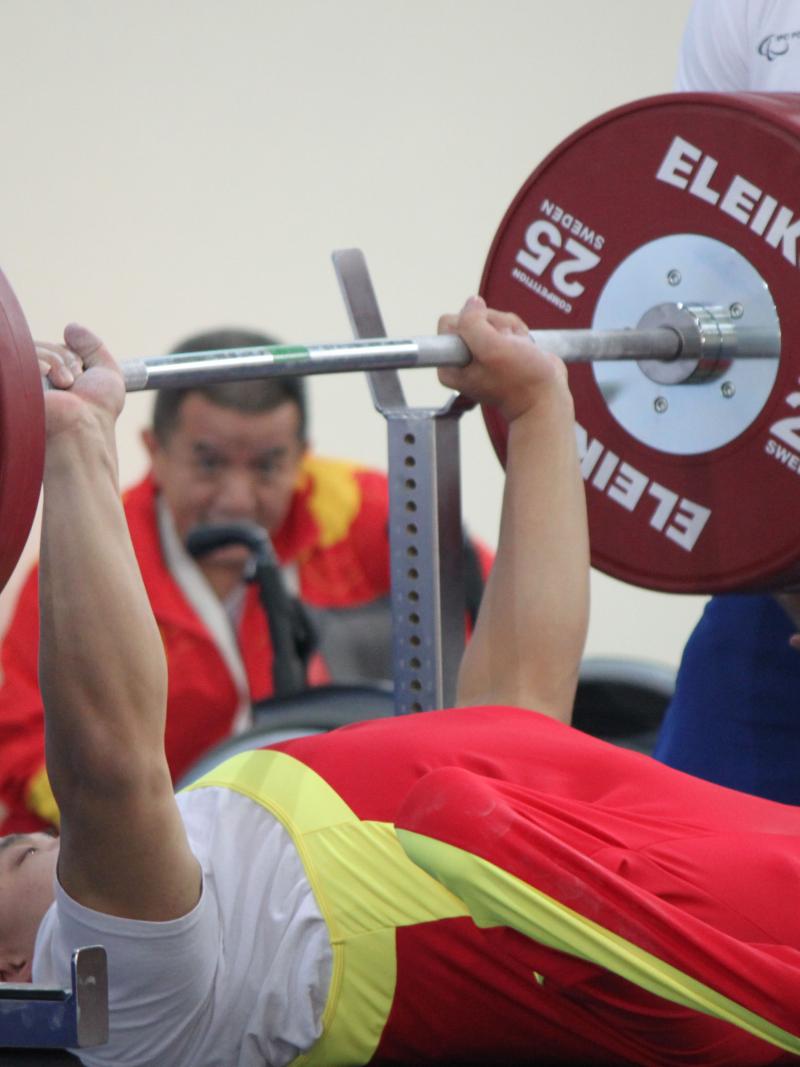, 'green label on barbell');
269,345,312,362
